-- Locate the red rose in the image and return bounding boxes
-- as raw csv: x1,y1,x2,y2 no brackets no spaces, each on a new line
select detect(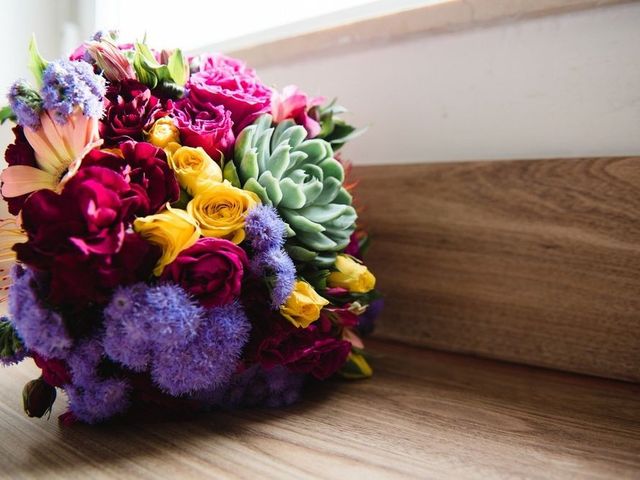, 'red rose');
188,54,272,132
100,80,168,145
82,141,179,215
161,238,249,307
